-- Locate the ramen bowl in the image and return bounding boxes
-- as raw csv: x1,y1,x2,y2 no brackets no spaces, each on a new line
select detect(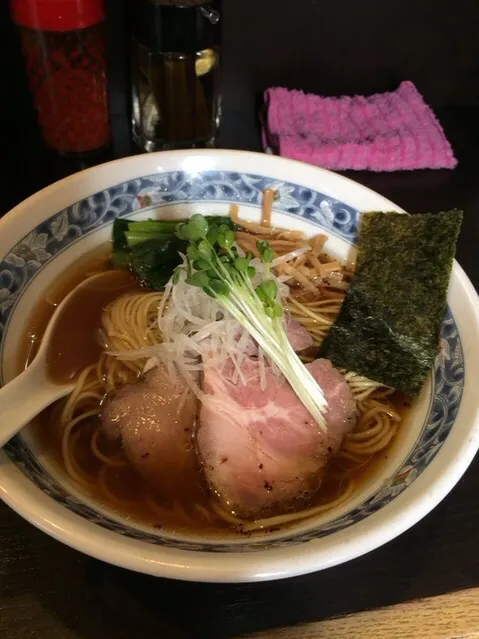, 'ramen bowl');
1,150,478,583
